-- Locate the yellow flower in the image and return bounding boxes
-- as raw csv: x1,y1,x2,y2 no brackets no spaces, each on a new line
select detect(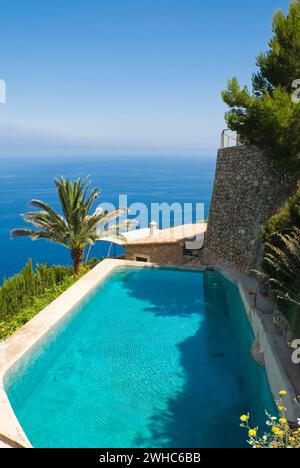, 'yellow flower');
279,418,287,425
279,390,287,396
248,429,257,437
240,414,249,422
277,406,284,411
272,427,284,437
